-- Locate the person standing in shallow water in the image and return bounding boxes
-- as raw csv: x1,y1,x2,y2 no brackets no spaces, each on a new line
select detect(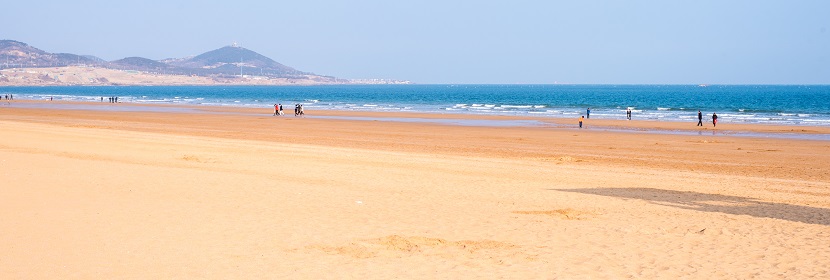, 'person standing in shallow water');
579,116,584,128
587,108,591,119
626,108,632,120
697,110,703,126
712,113,718,127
